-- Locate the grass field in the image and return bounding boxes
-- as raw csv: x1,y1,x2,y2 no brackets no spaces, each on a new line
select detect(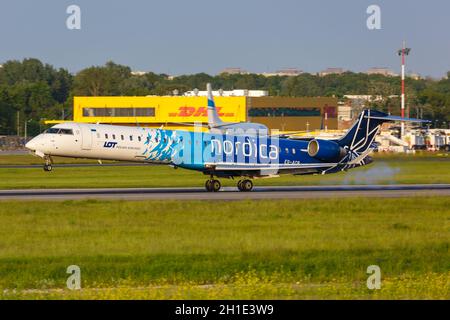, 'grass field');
0,154,449,189
0,197,449,299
